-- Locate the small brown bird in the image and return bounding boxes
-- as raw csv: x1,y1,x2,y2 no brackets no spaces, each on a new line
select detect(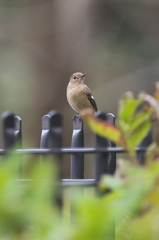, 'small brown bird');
67,72,97,113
